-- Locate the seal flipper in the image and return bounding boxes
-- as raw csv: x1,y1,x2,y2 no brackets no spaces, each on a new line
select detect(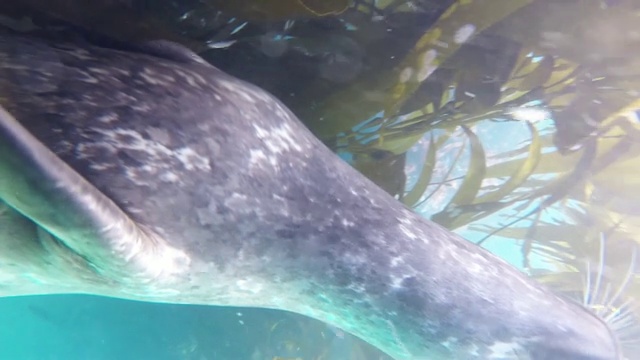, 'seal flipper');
0,105,190,288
